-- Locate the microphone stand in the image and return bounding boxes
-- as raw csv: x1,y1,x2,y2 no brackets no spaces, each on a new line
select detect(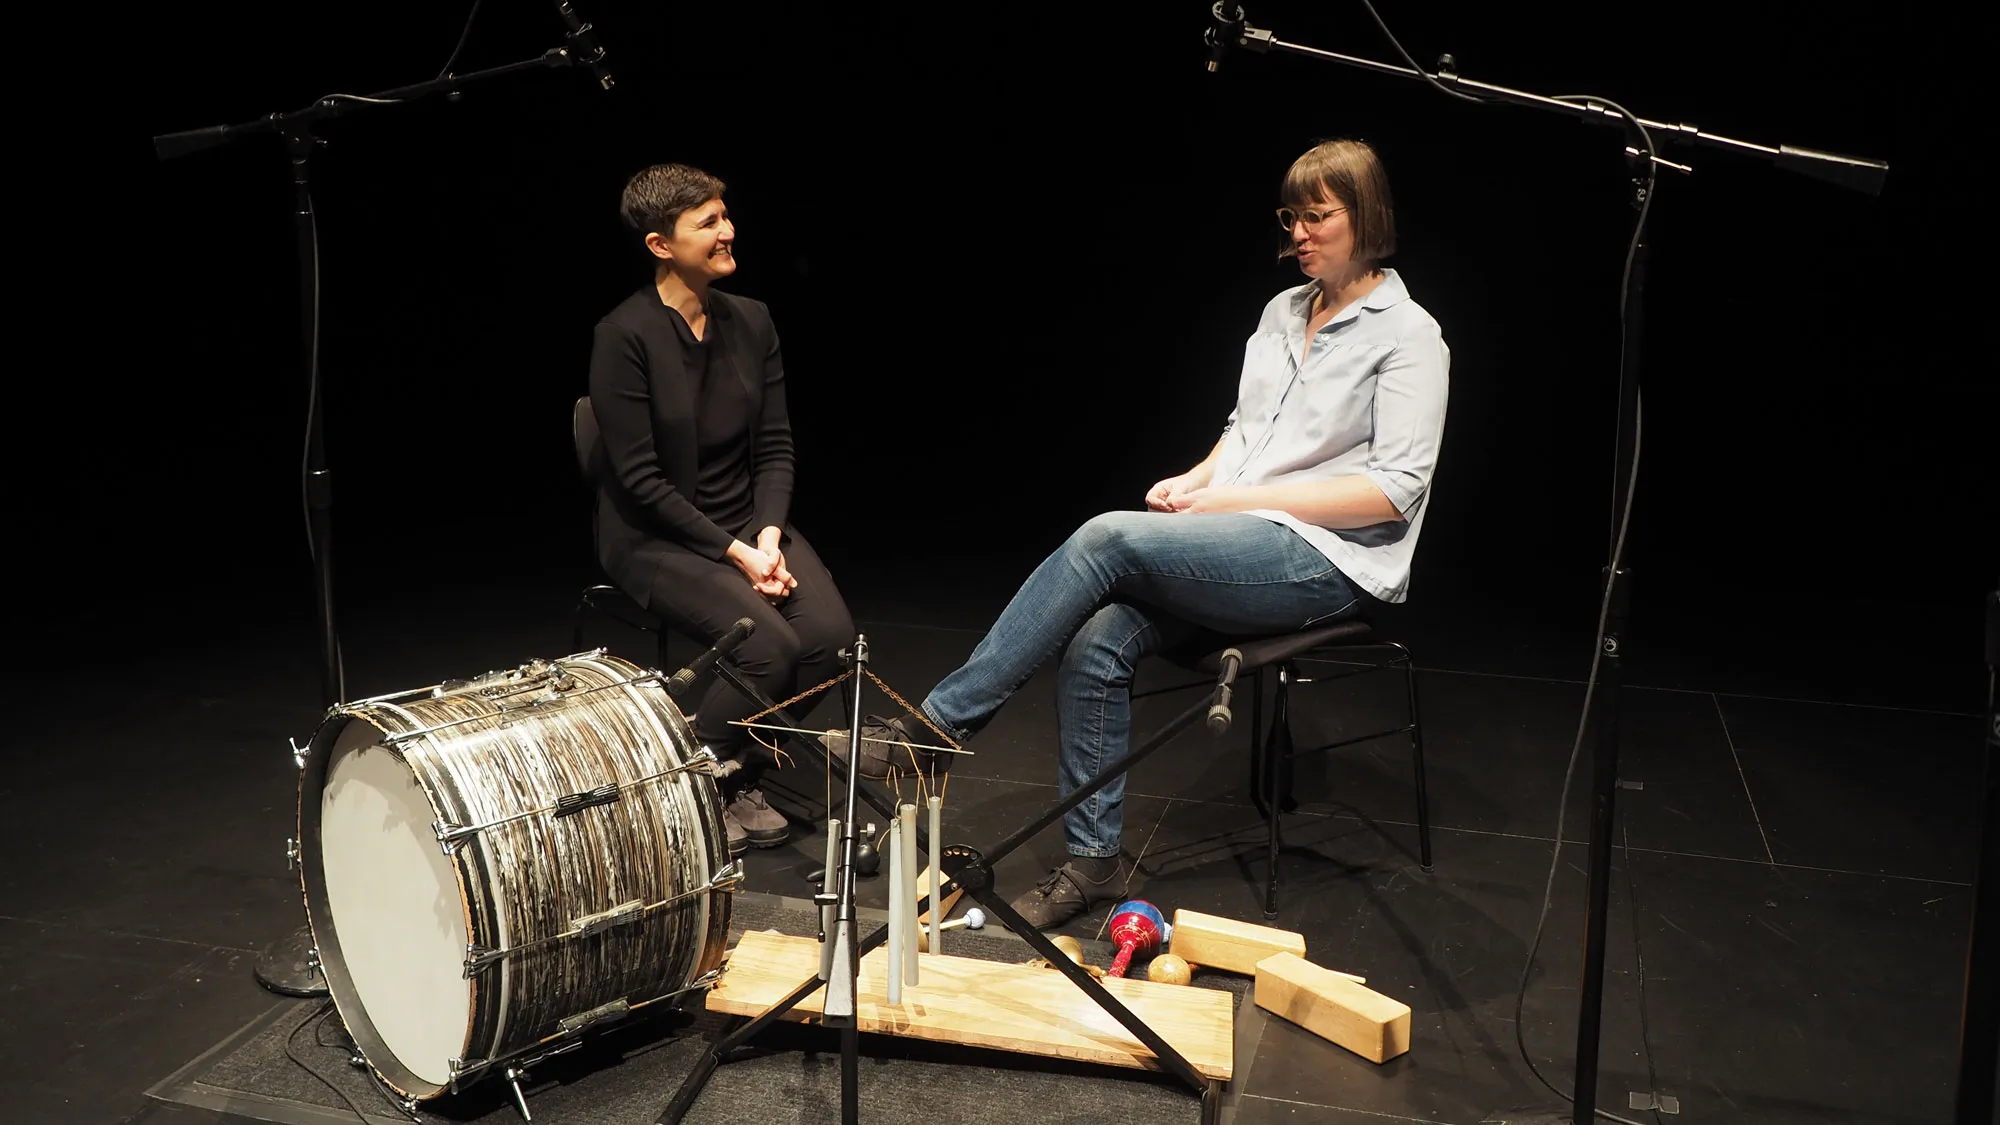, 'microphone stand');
1209,8,1887,1122
151,10,614,998
1957,590,1999,1125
